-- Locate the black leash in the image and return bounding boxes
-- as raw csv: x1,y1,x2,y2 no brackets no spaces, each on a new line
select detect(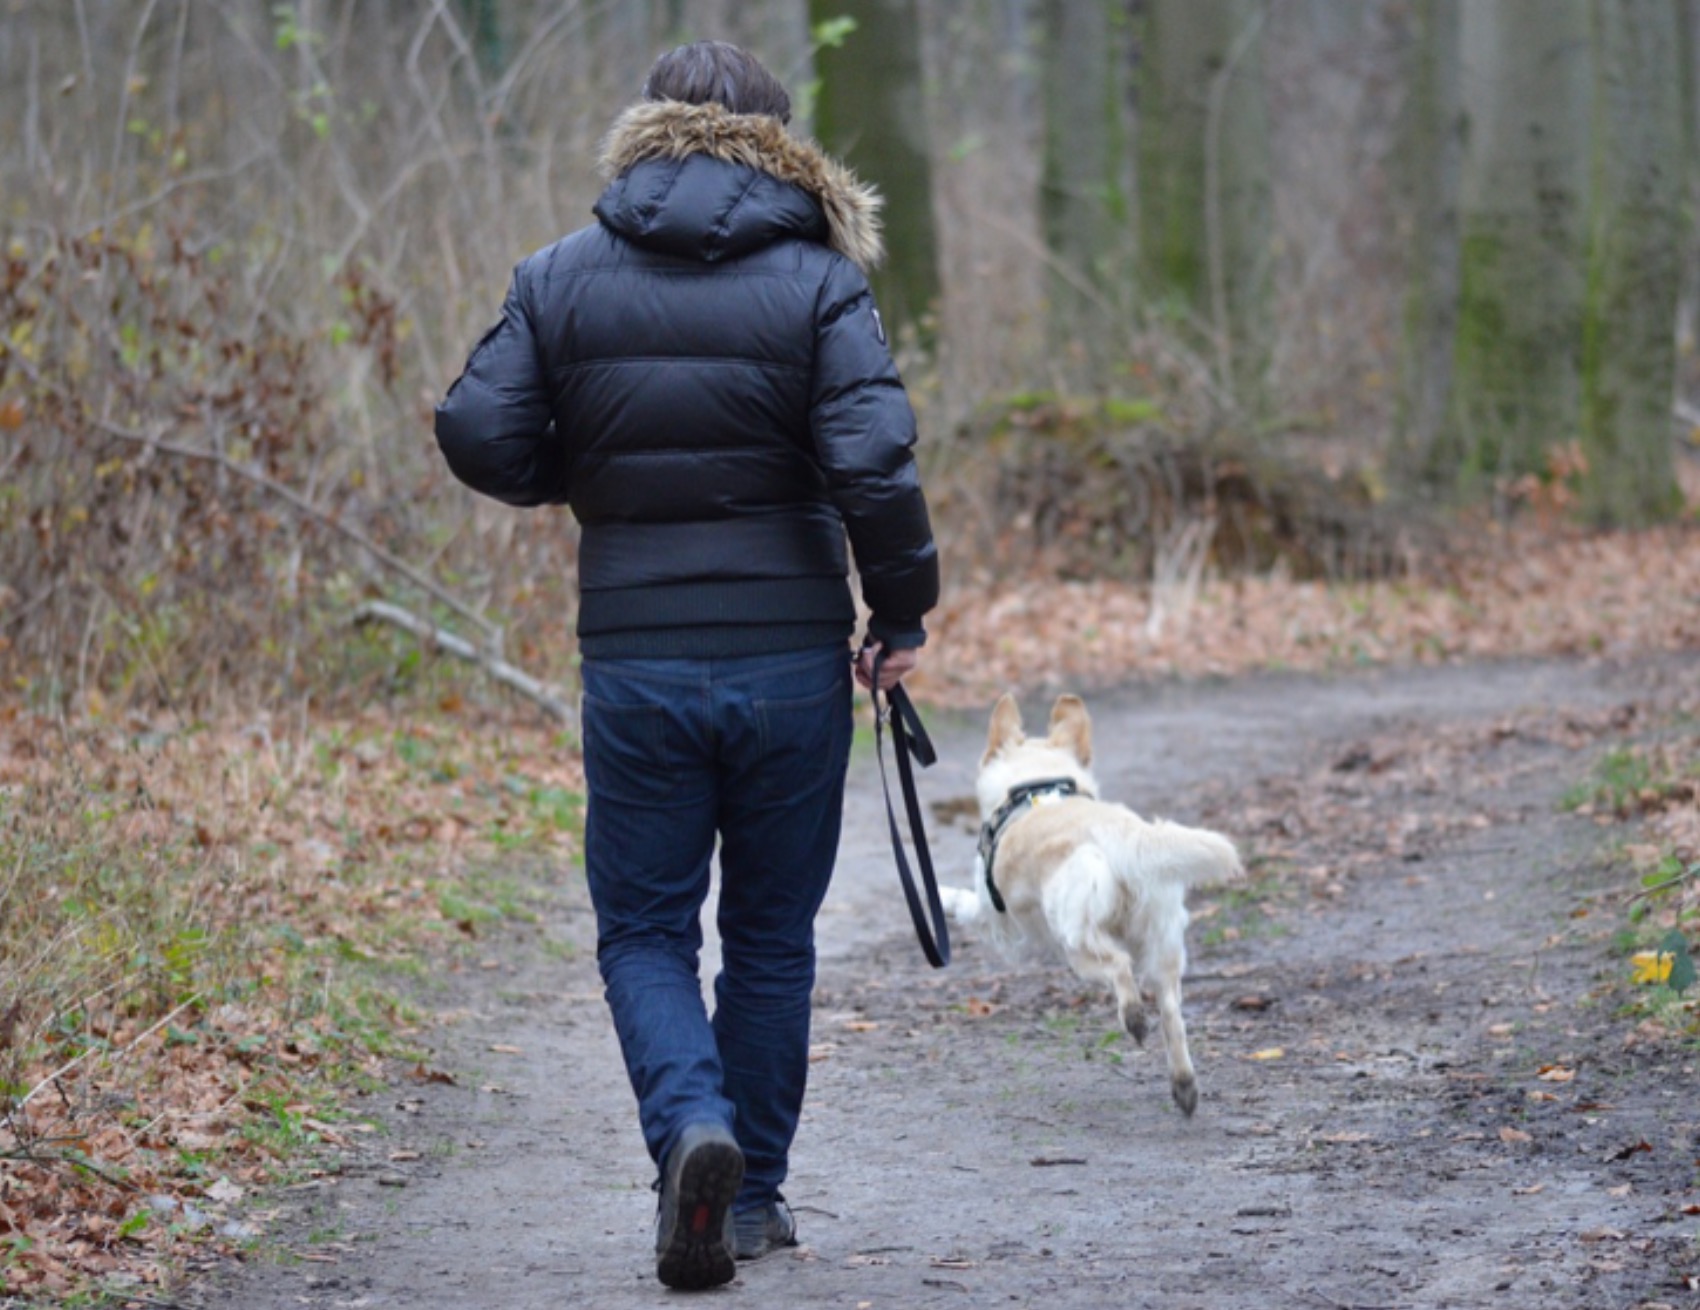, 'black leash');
868,649,950,968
